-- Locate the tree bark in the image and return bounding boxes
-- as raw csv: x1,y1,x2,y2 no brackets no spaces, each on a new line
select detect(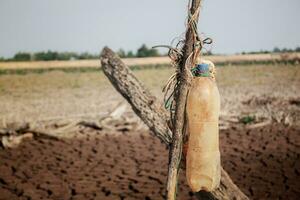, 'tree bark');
100,47,249,200
100,48,172,145
166,0,201,199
